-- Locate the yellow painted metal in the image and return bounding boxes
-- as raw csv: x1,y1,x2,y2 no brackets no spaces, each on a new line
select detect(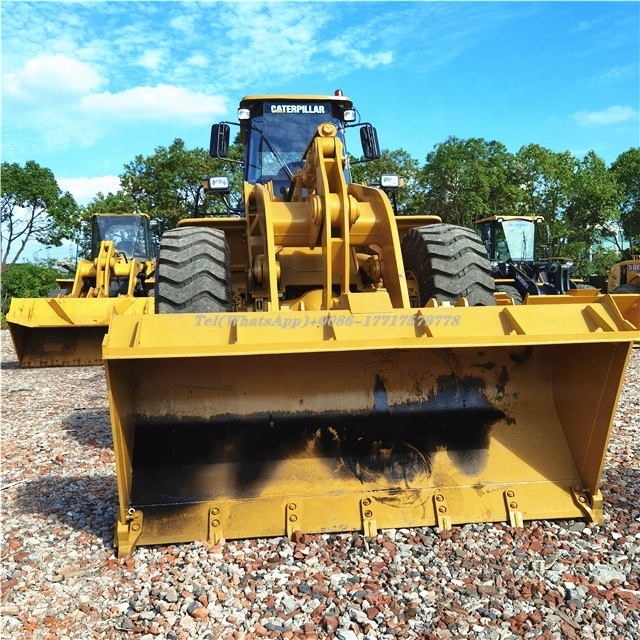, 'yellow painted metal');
6,235,155,367
68,240,154,299
7,297,153,367
105,298,638,554
608,256,640,292
102,106,640,555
